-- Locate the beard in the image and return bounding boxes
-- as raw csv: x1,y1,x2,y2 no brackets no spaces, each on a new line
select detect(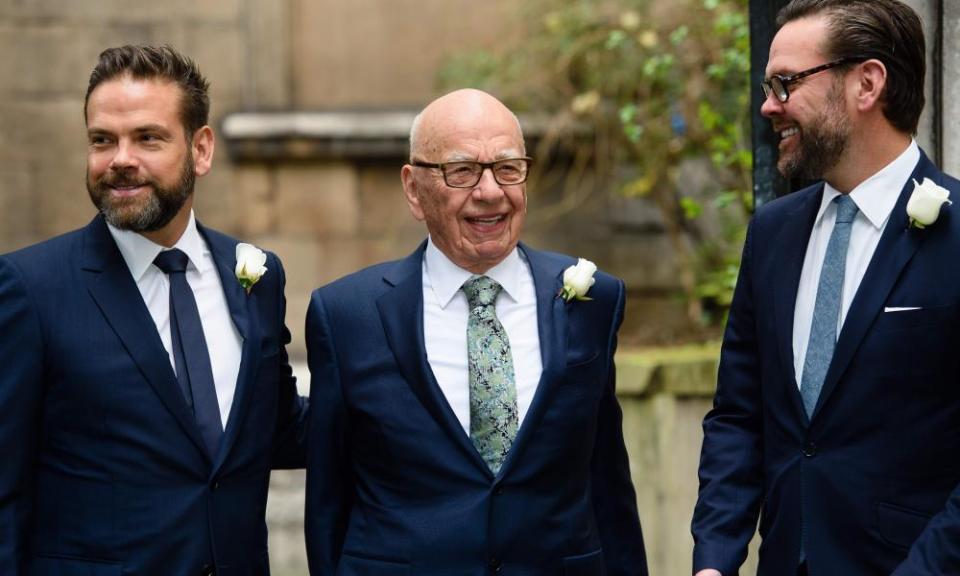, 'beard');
778,80,851,181
87,155,195,233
